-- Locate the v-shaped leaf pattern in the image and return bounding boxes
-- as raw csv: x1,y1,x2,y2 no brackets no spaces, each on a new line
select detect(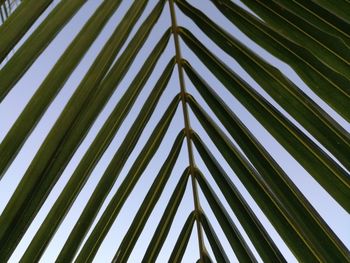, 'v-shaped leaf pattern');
0,0,349,262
